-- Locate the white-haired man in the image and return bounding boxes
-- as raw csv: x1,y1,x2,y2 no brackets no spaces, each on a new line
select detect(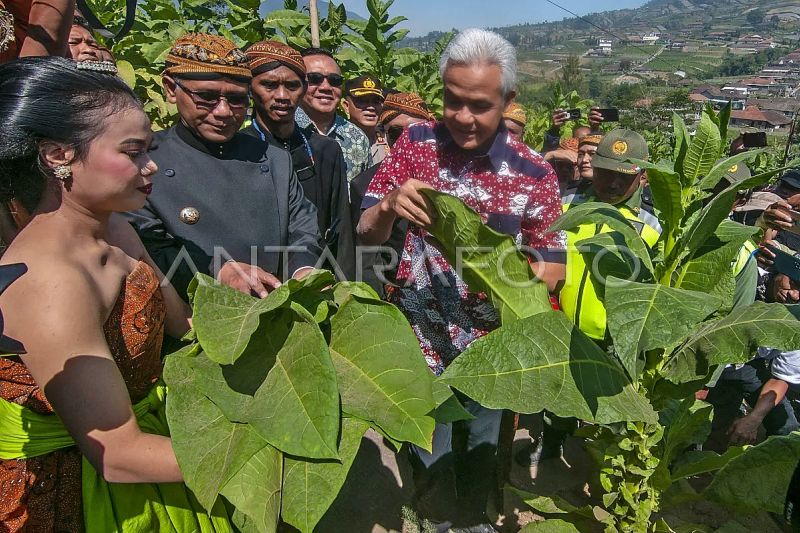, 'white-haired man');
358,28,566,530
